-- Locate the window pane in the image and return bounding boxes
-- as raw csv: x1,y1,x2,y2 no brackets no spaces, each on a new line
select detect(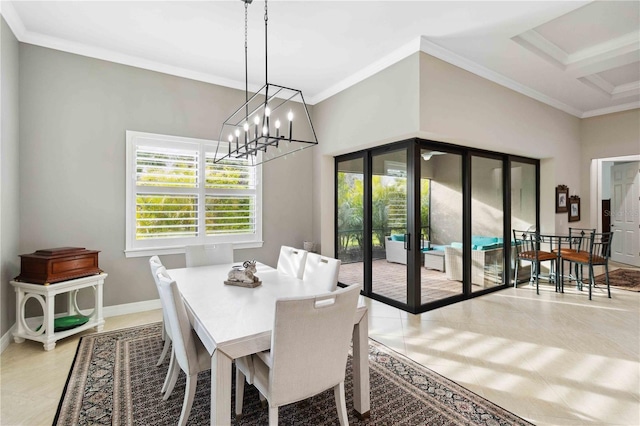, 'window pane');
205,154,255,189
206,195,255,235
136,146,198,187
471,156,504,291
136,194,198,239
337,157,364,289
